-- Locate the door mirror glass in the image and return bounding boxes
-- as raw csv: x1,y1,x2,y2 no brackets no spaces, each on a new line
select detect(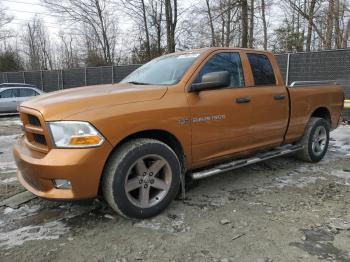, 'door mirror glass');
190,71,230,92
